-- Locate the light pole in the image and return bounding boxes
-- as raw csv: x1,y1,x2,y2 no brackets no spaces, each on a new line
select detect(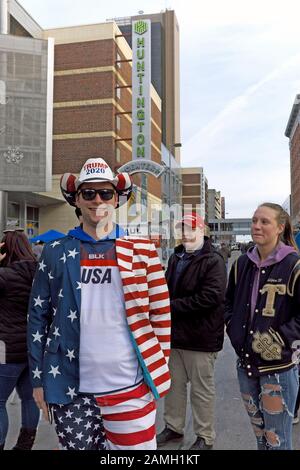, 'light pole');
168,142,181,207
168,142,181,252
0,0,9,236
